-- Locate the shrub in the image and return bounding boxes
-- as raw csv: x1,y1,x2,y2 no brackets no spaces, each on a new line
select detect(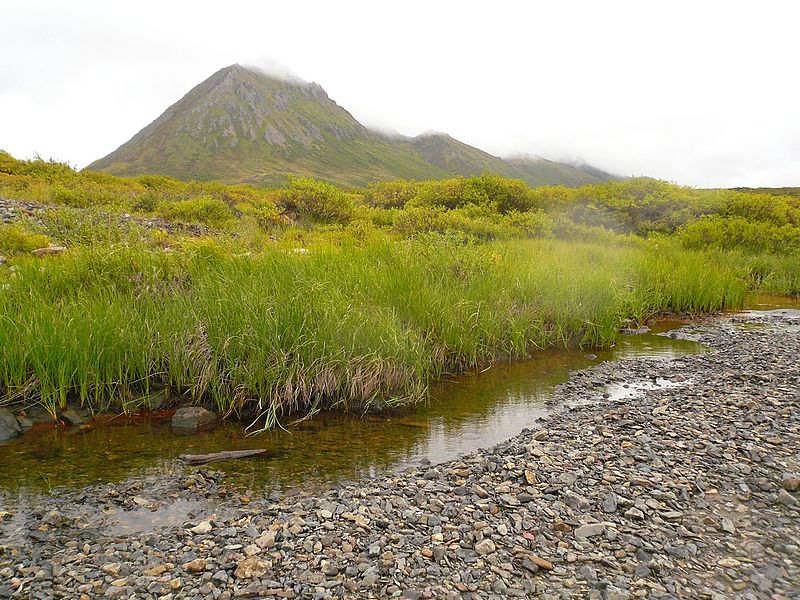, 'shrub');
252,202,285,230
678,215,800,254
464,174,535,214
132,191,158,213
279,178,355,224
157,197,235,227
0,224,51,254
50,185,89,208
505,210,553,238
409,178,490,210
364,180,420,208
